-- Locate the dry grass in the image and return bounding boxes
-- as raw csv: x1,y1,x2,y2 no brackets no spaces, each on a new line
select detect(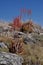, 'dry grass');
20,44,43,65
